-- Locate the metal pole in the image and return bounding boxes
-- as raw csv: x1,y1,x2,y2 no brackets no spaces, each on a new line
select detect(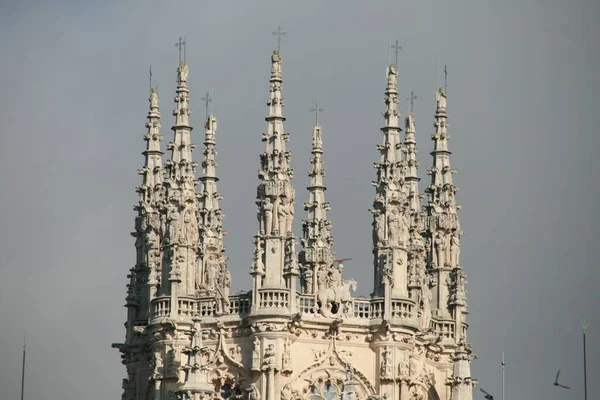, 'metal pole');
502,352,505,400
582,315,588,400
21,332,26,400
